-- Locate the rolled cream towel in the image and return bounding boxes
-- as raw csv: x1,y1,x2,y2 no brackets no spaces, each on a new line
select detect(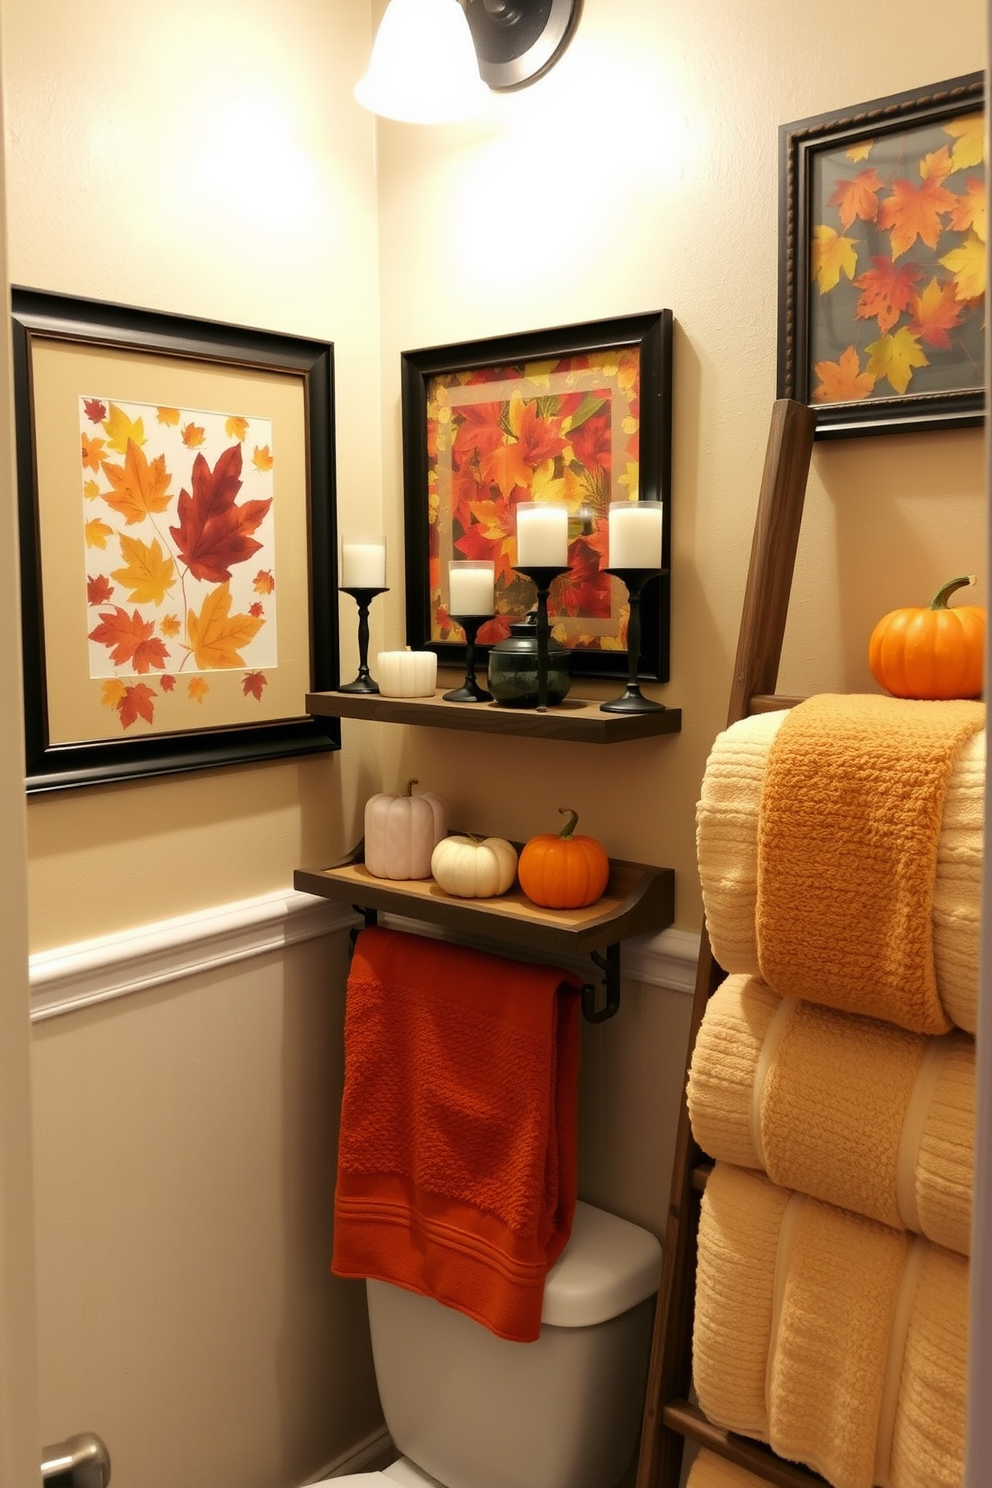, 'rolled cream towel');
695,712,984,1033
693,1163,969,1488
686,975,974,1254
686,1450,775,1487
